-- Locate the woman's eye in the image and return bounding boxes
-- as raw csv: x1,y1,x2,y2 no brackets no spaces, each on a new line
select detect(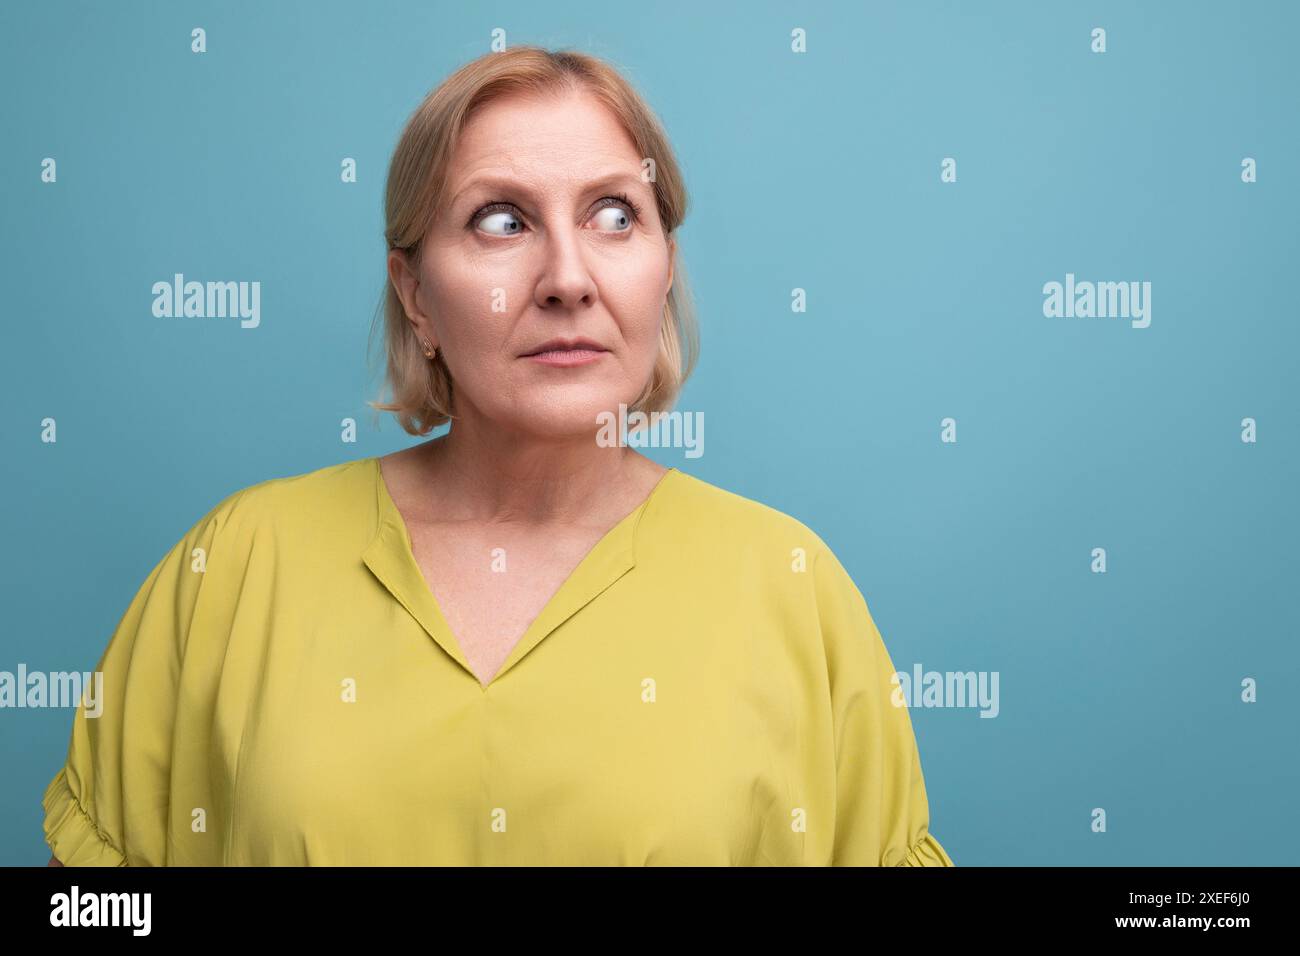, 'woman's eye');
589,205,634,232
477,210,524,236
